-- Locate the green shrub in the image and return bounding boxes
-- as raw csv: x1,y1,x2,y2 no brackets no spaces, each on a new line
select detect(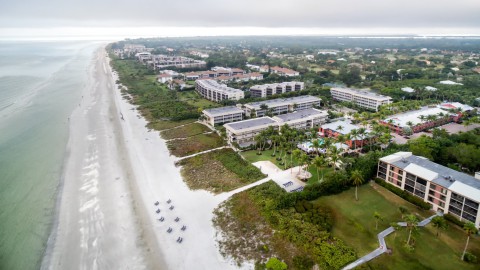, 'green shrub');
463,252,478,263
292,256,315,270
444,213,466,228
216,149,266,181
374,178,431,210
